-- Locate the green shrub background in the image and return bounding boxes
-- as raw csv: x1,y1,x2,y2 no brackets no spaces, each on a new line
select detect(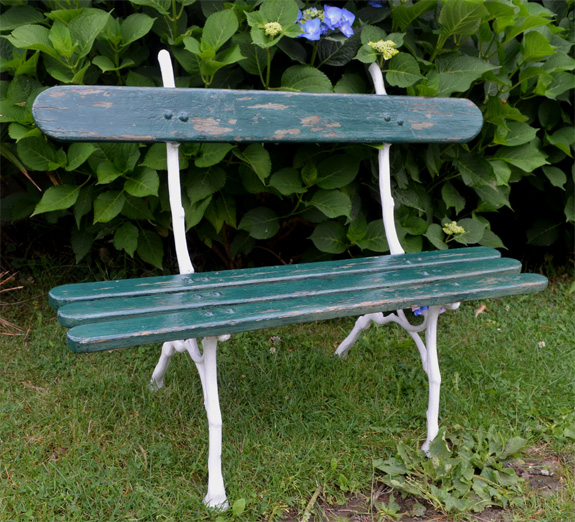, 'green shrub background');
1,0,573,272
